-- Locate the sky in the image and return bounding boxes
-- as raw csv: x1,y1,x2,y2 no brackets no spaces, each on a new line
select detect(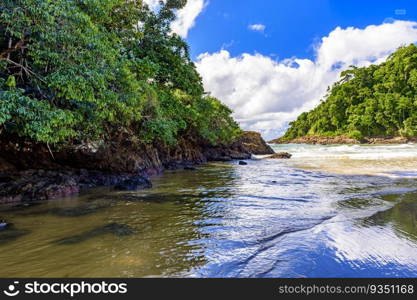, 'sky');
145,0,417,140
